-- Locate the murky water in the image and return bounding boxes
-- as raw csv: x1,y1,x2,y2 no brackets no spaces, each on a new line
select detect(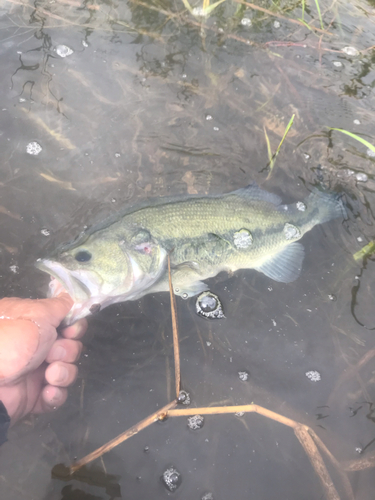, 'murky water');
1,0,375,498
